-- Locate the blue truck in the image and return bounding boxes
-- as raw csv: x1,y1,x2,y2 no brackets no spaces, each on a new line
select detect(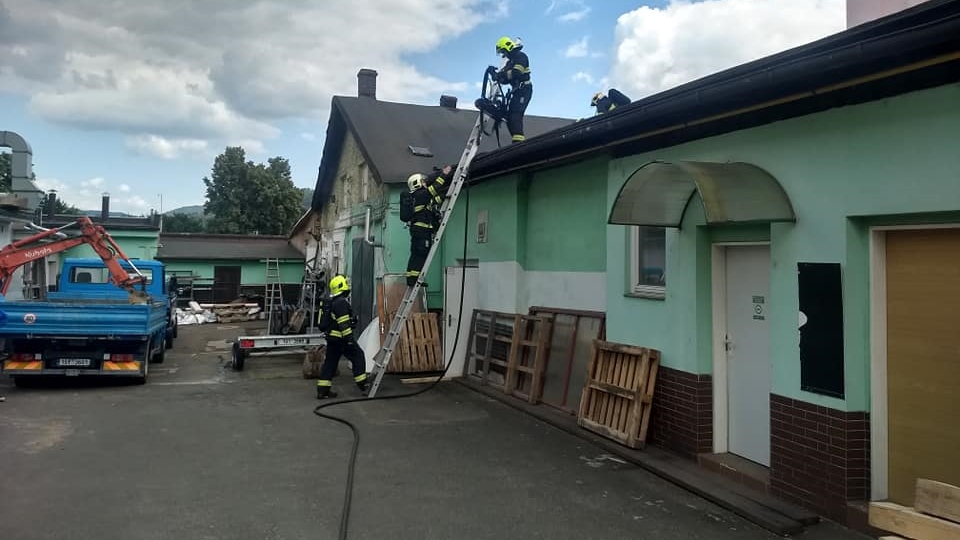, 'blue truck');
0,258,178,386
